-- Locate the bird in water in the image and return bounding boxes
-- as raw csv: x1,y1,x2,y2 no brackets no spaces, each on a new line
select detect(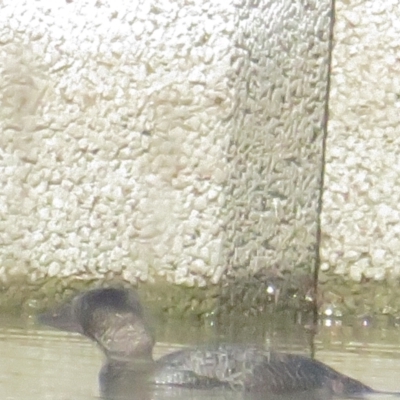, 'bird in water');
38,287,395,400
